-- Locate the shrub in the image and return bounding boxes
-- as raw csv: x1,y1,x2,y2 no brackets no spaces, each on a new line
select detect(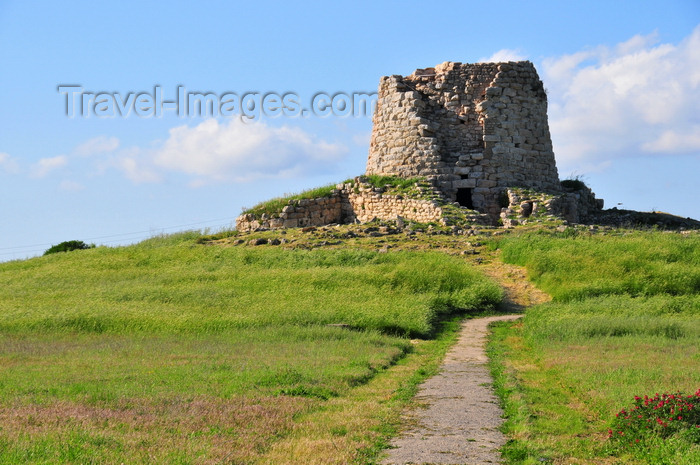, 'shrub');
561,178,587,191
609,390,700,447
43,240,94,255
